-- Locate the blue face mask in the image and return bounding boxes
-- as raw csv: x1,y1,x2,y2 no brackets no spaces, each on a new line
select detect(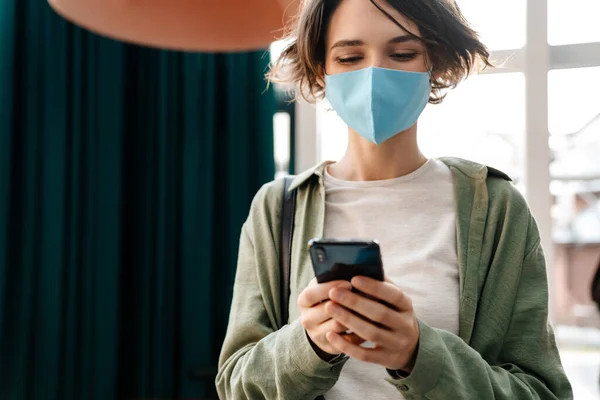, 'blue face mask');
325,67,431,144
